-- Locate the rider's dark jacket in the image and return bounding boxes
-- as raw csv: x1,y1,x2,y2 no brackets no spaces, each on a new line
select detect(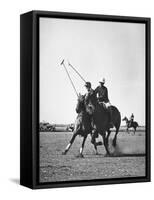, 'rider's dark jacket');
95,85,109,103
130,114,134,122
